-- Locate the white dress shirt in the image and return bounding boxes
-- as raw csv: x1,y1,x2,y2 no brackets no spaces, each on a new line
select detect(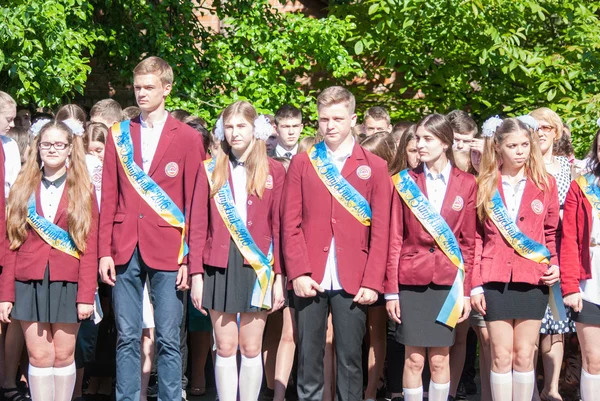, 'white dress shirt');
582,200,600,305
230,161,248,225
320,138,355,291
276,143,298,159
471,175,528,296
385,162,451,301
40,174,67,223
2,136,21,198
140,113,168,173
